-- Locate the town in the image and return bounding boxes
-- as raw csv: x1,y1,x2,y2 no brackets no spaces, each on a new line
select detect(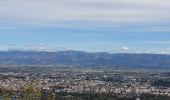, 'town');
0,65,170,100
